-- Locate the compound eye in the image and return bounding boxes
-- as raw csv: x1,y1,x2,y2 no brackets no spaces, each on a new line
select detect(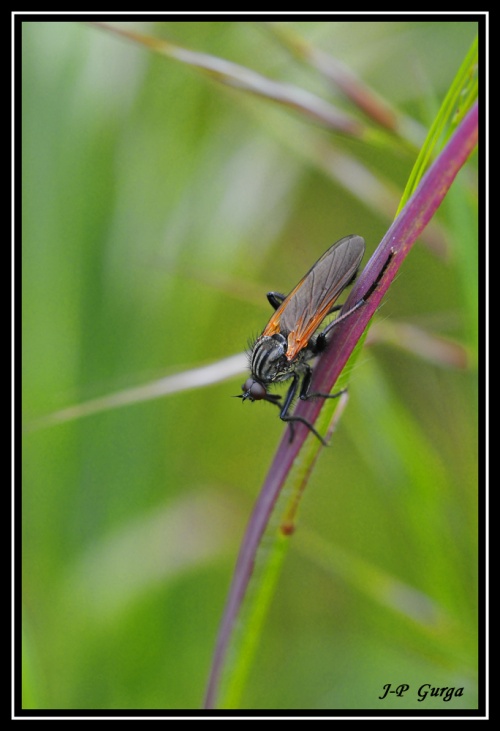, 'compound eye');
242,378,255,392
242,378,267,401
